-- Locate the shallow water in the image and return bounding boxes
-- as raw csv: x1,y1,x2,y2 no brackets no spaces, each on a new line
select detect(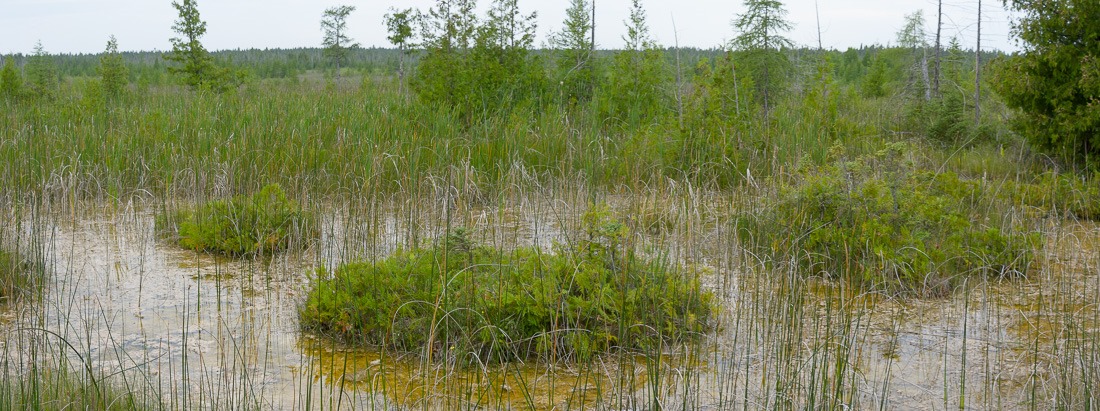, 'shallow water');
2,201,1097,410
